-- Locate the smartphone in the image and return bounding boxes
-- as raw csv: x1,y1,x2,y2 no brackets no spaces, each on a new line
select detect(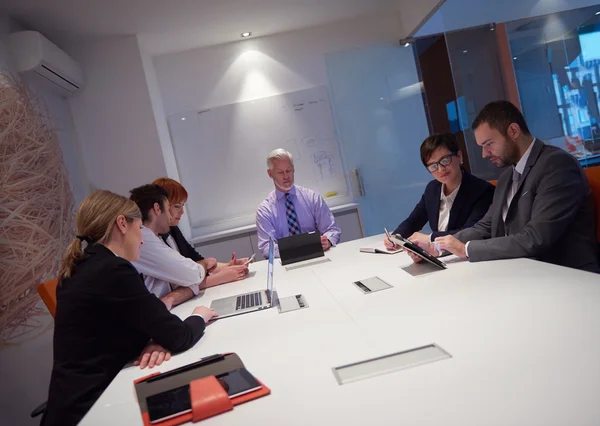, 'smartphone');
243,254,256,266
147,384,191,424
216,368,262,398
